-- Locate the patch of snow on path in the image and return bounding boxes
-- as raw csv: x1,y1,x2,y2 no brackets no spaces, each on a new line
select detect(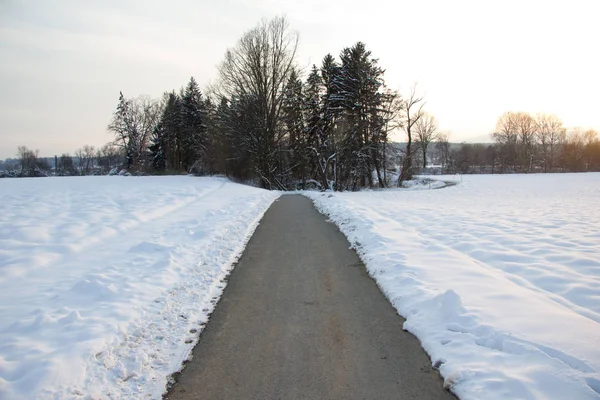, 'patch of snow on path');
0,176,280,399
304,173,600,400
